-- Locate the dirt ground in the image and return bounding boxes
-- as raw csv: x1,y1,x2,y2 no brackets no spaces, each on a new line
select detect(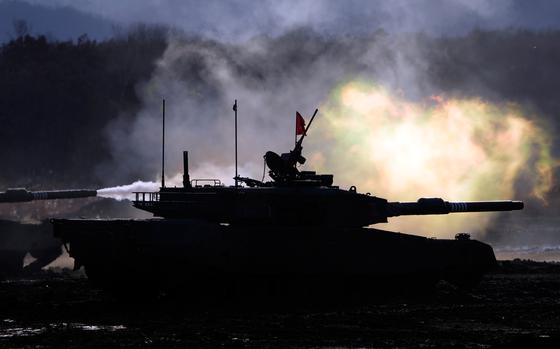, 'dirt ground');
1,261,559,349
